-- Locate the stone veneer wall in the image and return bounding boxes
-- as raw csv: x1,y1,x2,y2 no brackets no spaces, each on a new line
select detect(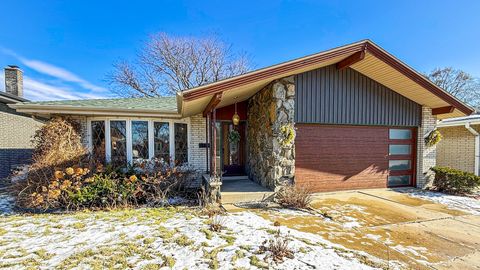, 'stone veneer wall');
246,76,295,191
416,106,437,188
